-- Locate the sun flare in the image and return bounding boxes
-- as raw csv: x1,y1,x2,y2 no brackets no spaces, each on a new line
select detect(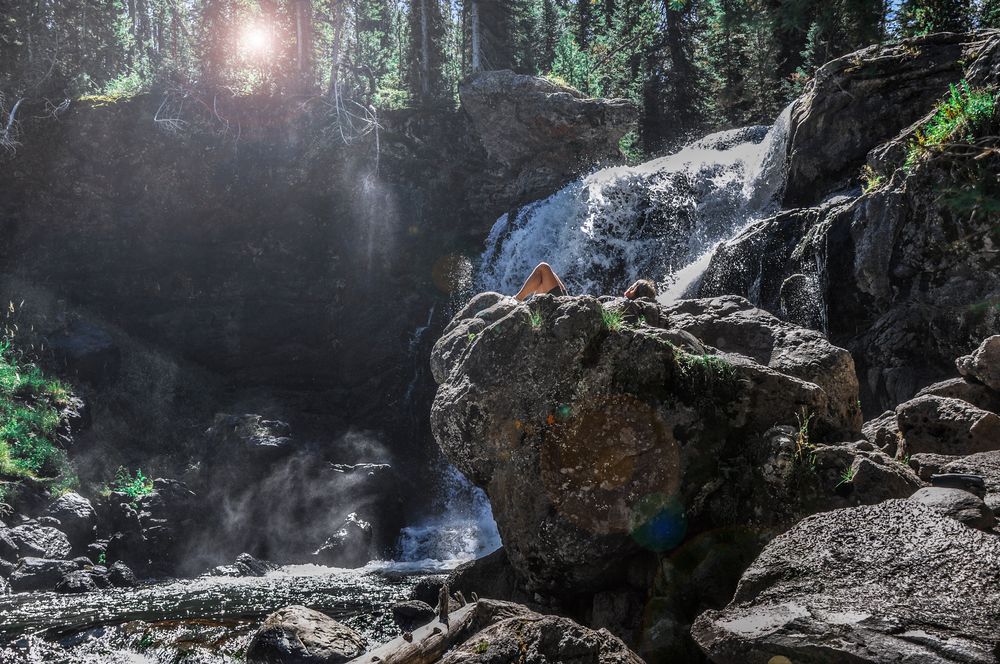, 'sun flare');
240,25,271,56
